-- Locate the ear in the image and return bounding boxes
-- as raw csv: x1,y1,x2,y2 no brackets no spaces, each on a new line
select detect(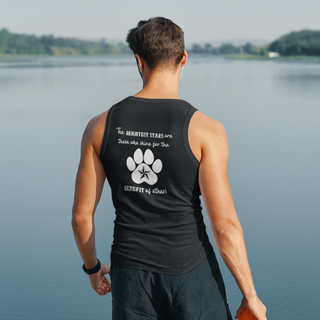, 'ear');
135,54,144,72
180,50,187,67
